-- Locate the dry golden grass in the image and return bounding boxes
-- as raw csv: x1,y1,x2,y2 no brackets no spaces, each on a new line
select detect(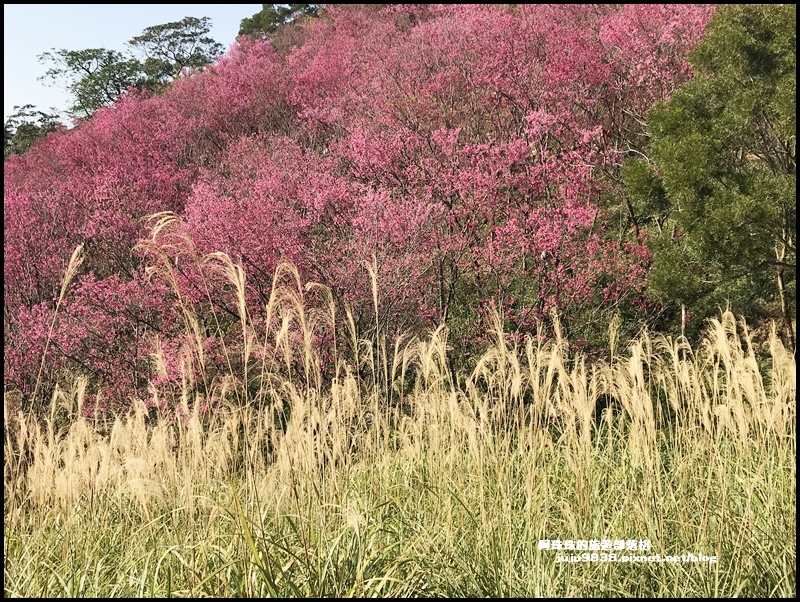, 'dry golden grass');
4,226,796,597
